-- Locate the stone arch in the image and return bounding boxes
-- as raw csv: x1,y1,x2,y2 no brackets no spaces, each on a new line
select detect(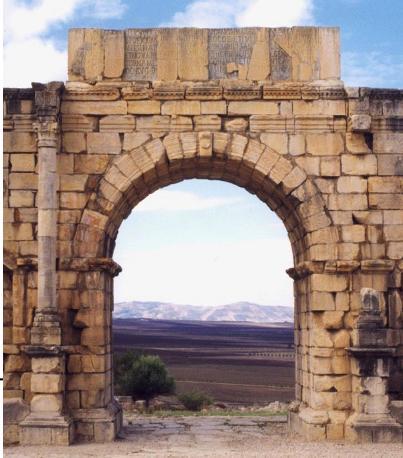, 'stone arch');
73,132,337,262
64,131,346,442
